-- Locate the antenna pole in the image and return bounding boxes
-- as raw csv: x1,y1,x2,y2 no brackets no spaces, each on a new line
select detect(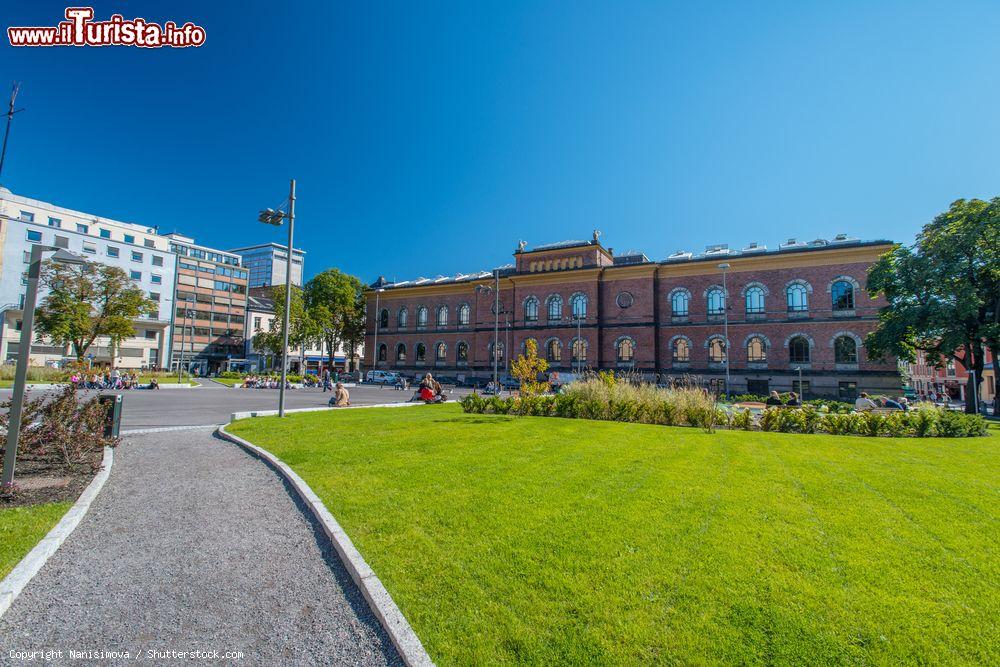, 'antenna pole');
0,82,23,182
